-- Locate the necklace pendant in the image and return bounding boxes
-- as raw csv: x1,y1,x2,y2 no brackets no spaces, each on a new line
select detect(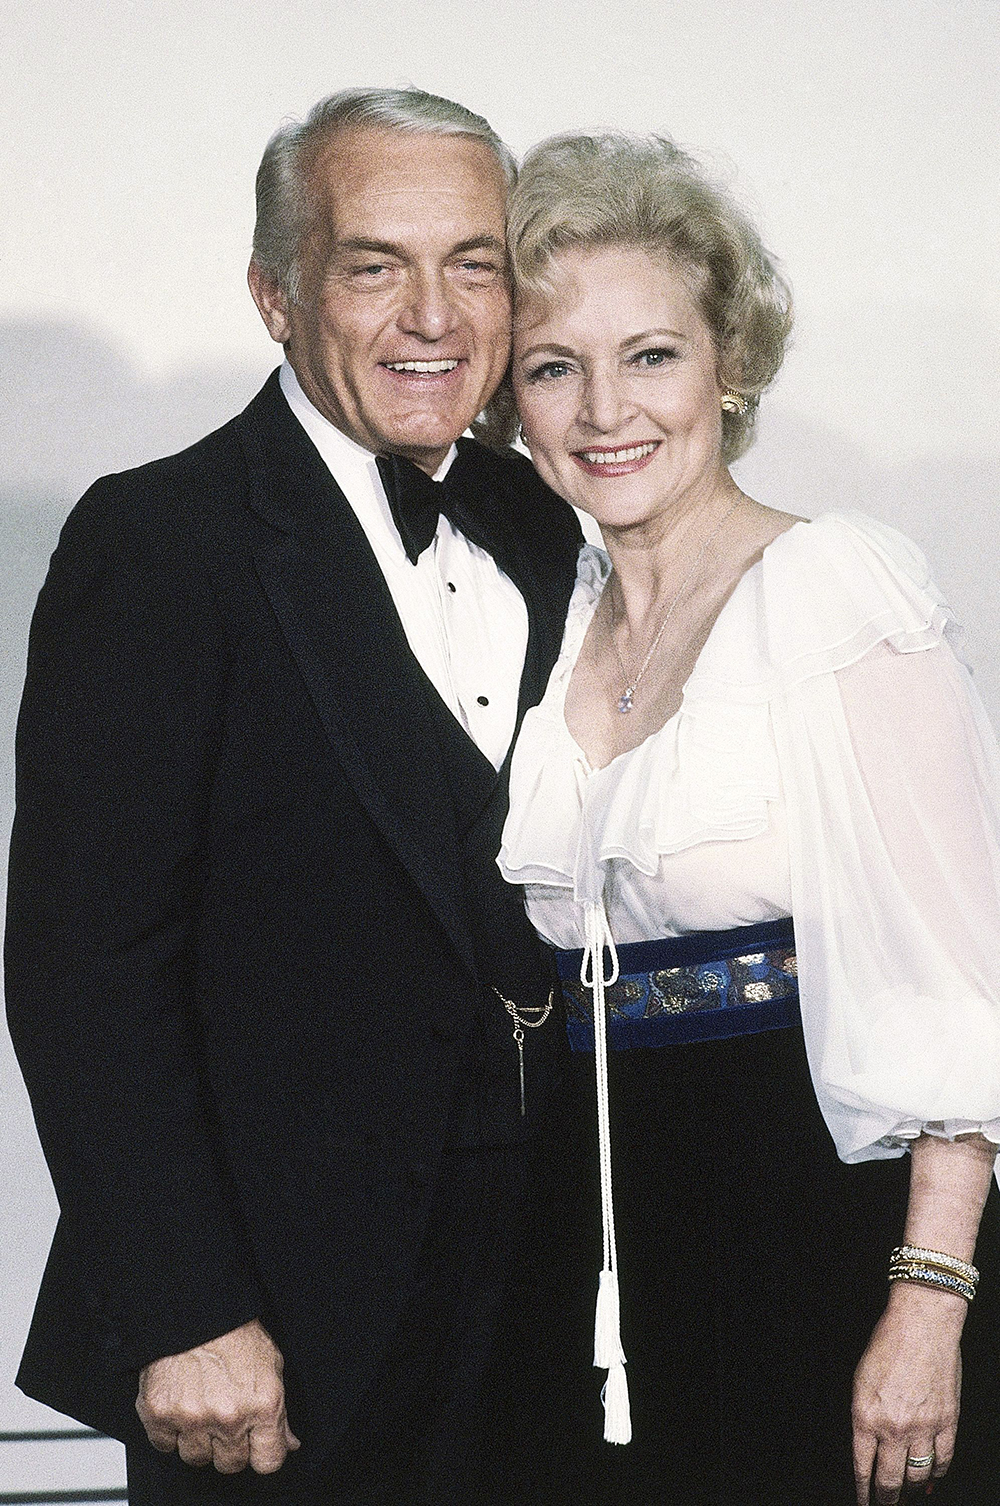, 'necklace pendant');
617,690,634,714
